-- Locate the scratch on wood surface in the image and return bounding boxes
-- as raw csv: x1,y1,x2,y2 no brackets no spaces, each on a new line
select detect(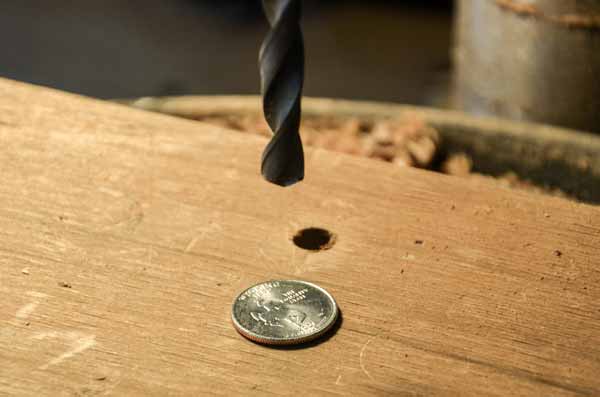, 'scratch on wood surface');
321,198,357,211
293,254,337,275
402,253,416,261
295,253,309,275
335,374,343,386
15,302,38,319
101,199,144,233
359,336,376,382
26,291,49,299
98,186,124,198
32,331,96,370
293,254,311,276
13,292,50,321
258,248,278,272
290,243,297,272
184,222,224,253
185,235,201,253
